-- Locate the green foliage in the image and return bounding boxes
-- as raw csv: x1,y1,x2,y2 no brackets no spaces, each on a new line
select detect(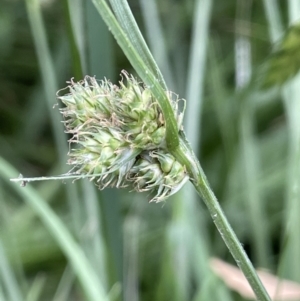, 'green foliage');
1,0,300,300
58,74,187,202
263,23,300,87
